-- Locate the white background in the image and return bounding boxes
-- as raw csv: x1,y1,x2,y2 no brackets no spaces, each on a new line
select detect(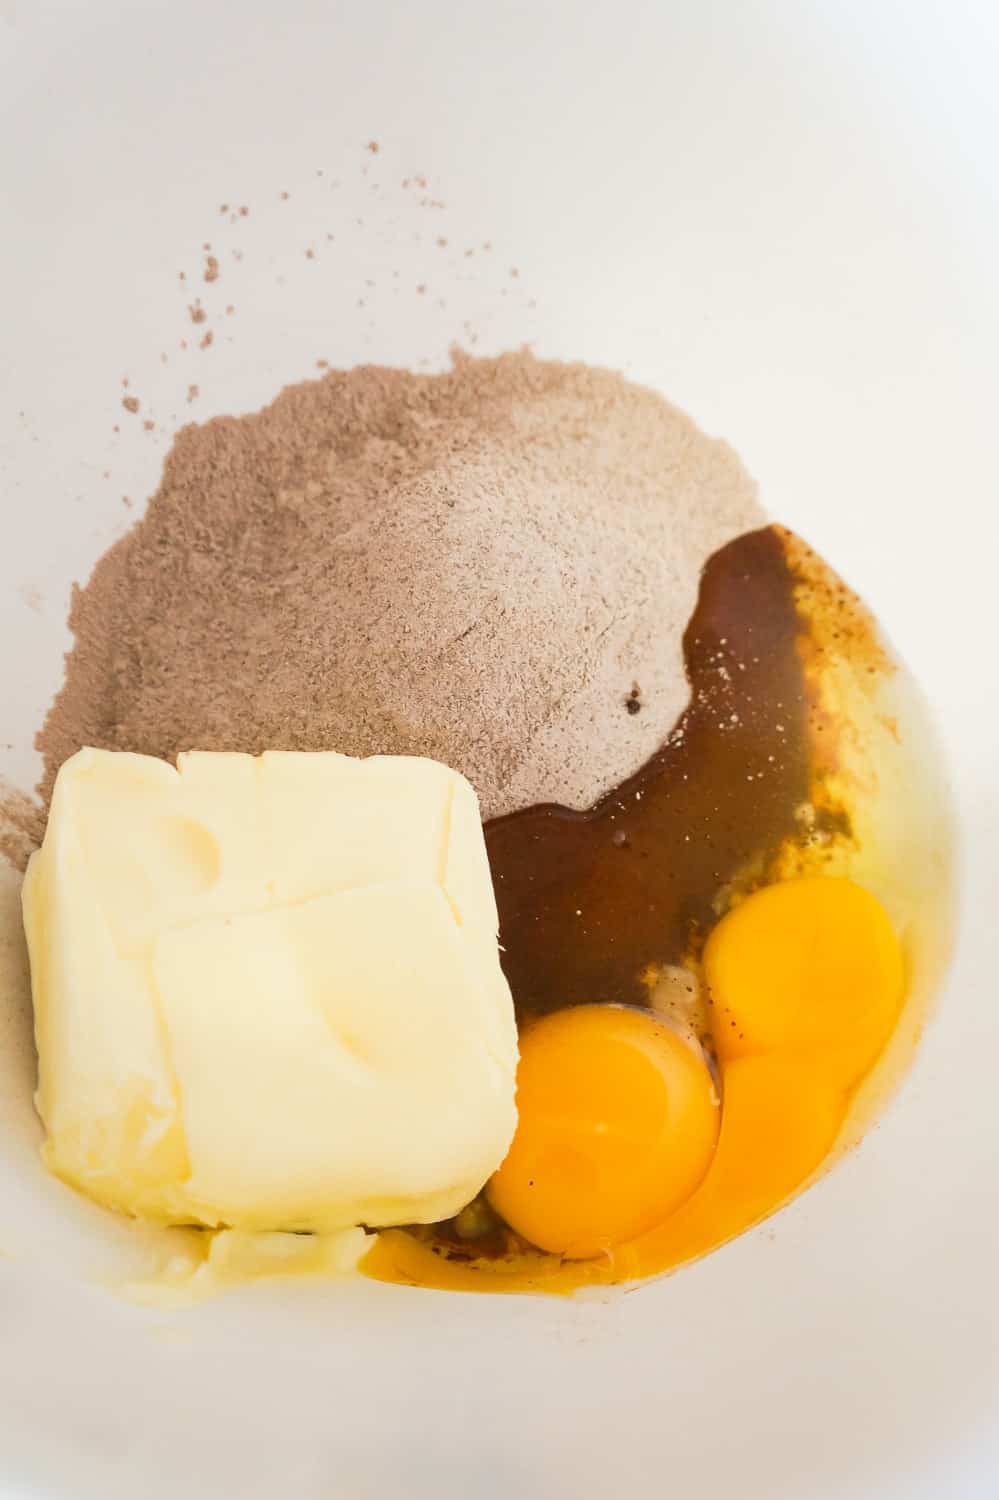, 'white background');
1,2,997,1497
